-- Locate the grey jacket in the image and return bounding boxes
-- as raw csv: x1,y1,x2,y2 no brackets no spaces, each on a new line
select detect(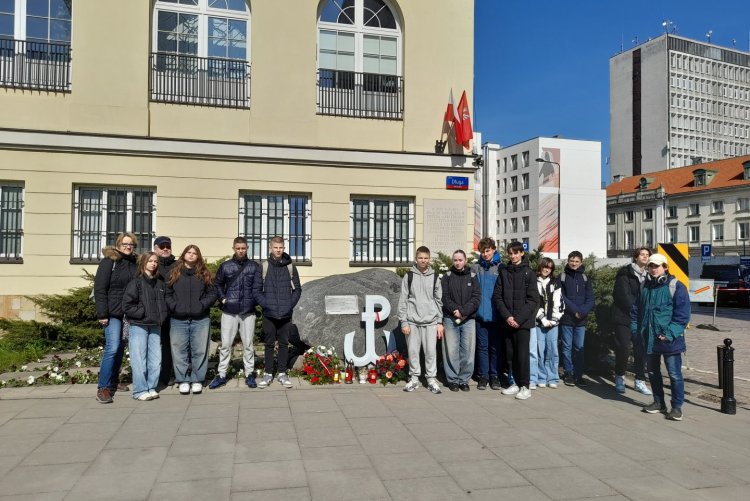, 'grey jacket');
398,265,443,326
